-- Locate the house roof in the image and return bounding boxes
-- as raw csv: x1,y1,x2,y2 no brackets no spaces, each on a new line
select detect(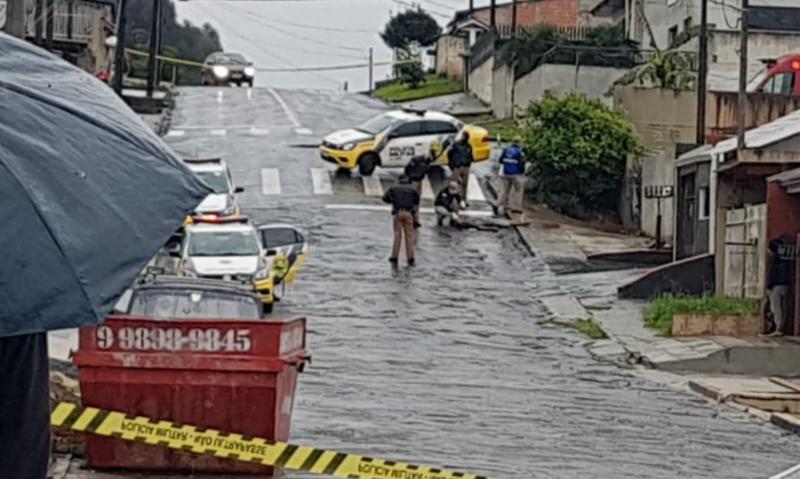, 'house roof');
676,144,714,167
768,167,800,185
589,0,625,15
711,108,800,157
